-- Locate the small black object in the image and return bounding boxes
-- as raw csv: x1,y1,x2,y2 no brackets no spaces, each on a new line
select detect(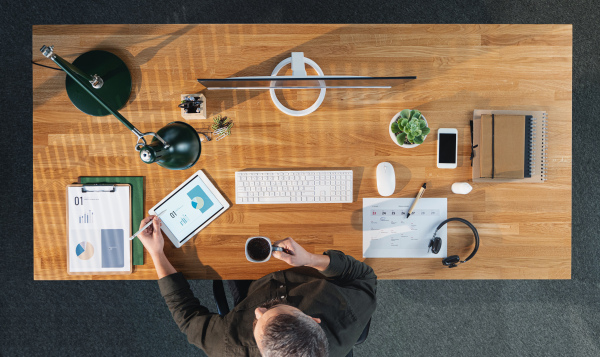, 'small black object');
179,97,203,113
429,217,480,268
469,120,478,166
